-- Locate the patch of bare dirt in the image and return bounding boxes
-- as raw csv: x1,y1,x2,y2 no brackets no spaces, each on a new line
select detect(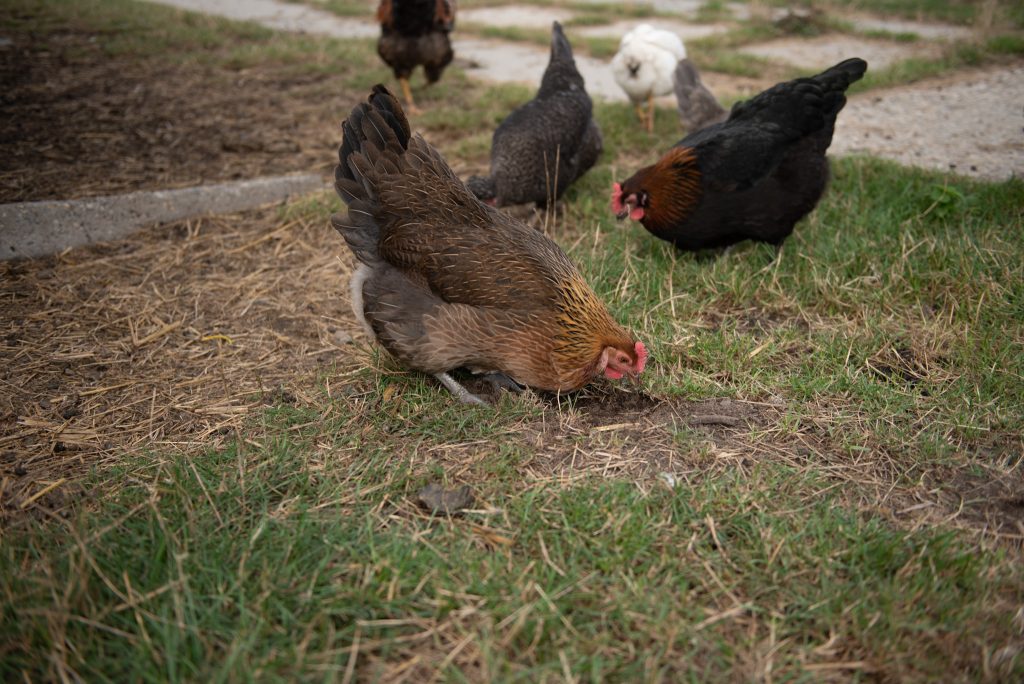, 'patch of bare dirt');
833,63,1024,181
0,28,352,203
511,387,779,481
935,432,1024,539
